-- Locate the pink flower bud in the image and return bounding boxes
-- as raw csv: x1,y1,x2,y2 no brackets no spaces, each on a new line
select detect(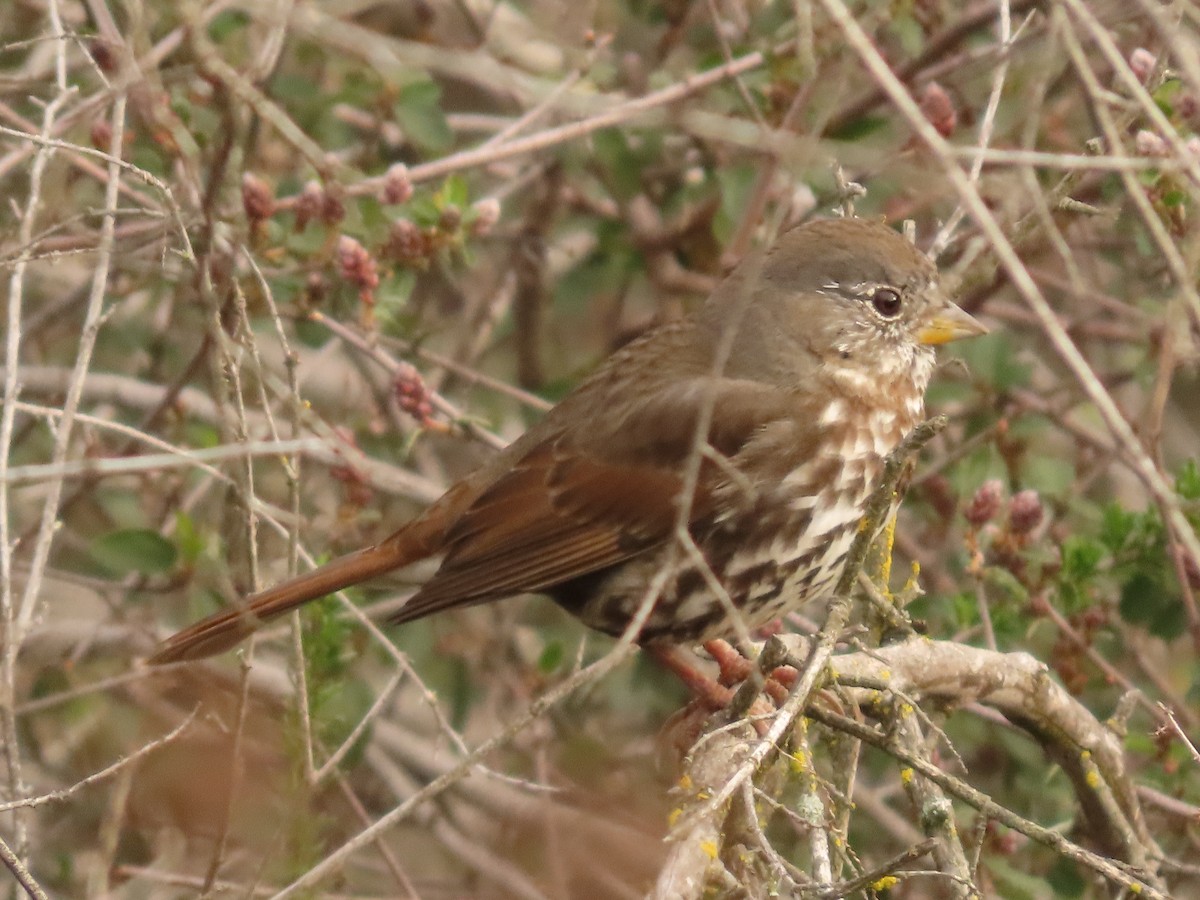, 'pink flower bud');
965,479,1004,527
1008,489,1044,536
241,173,276,223
337,235,379,305
295,180,323,231
1129,48,1157,82
920,82,957,138
394,363,434,425
470,197,501,236
386,219,429,262
1135,129,1168,157
382,163,413,205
